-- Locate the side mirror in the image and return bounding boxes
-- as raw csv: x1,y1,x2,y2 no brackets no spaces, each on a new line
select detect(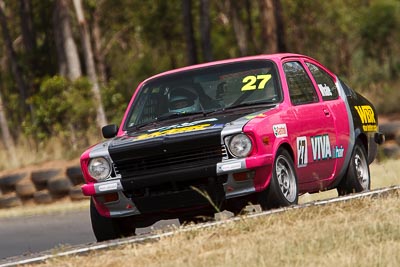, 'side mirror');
102,124,119,139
